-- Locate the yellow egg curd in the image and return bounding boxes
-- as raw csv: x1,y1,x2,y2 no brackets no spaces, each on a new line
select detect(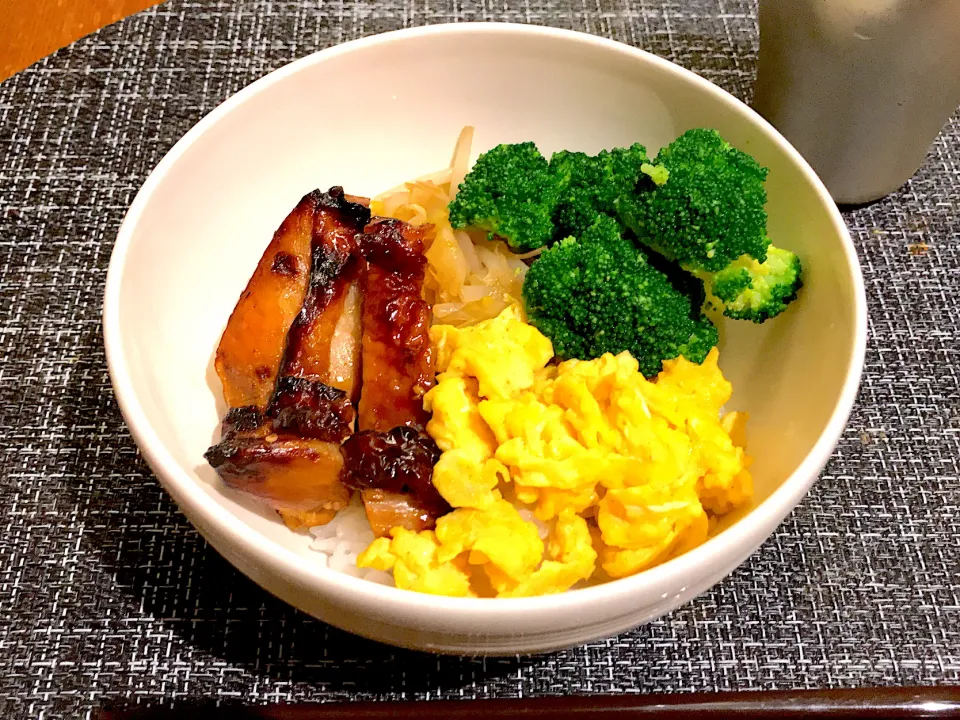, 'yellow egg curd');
357,305,753,597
